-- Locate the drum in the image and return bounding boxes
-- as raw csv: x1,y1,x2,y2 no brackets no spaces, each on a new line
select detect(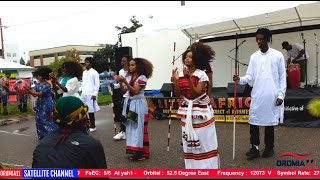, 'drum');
288,64,300,89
